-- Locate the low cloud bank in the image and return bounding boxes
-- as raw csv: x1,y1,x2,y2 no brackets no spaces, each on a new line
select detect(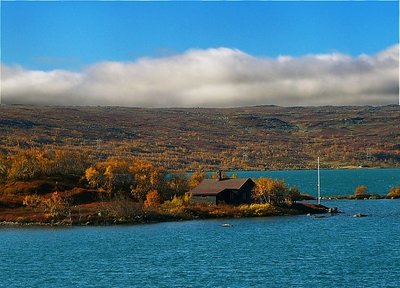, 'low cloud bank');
2,44,398,107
